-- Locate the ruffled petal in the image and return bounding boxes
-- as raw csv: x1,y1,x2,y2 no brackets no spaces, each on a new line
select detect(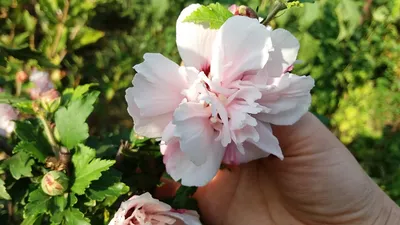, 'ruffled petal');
162,140,225,187
256,73,314,125
126,53,198,138
222,122,282,164
173,102,213,166
210,16,272,87
222,142,269,165
176,4,217,70
163,211,202,225
262,28,300,78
